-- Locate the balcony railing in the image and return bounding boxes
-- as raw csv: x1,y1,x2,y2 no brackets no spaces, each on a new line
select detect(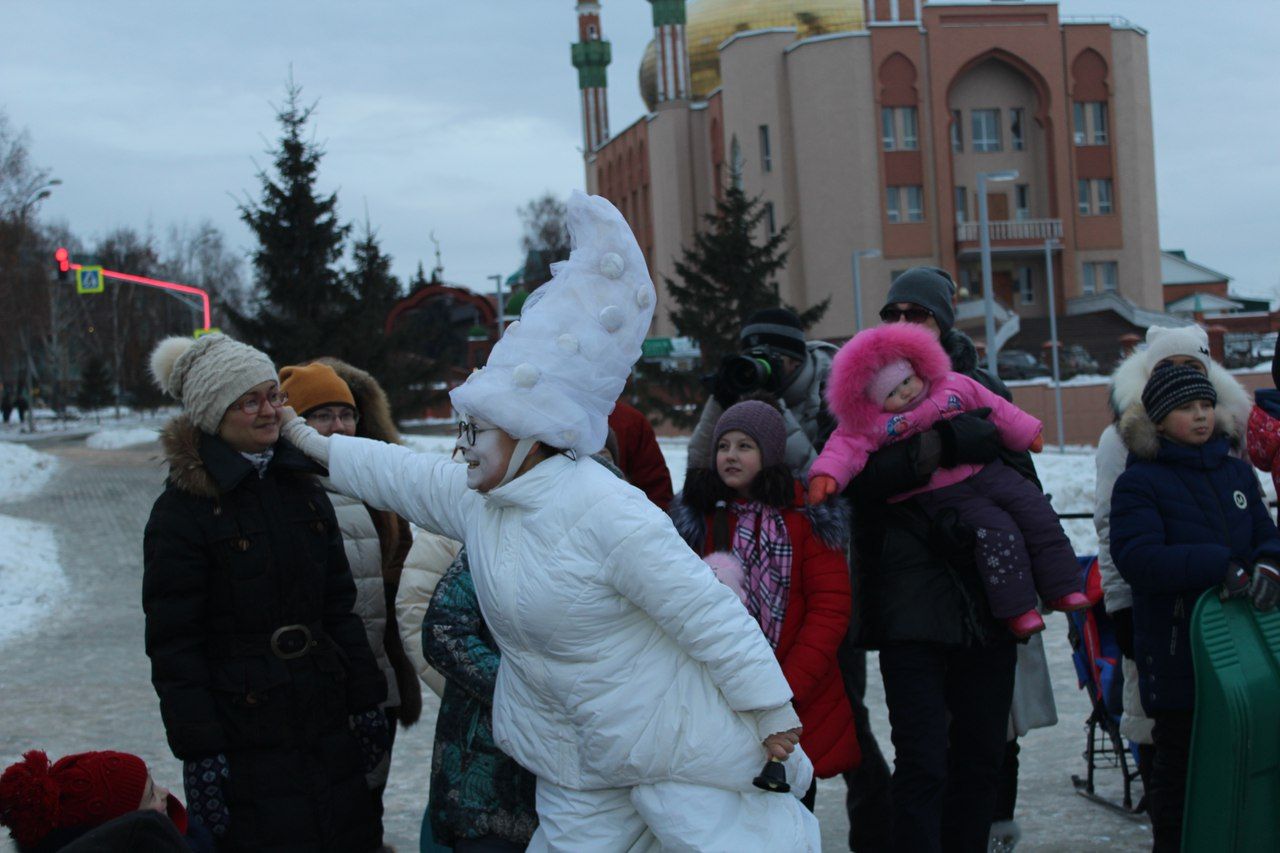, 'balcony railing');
955,218,1062,243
